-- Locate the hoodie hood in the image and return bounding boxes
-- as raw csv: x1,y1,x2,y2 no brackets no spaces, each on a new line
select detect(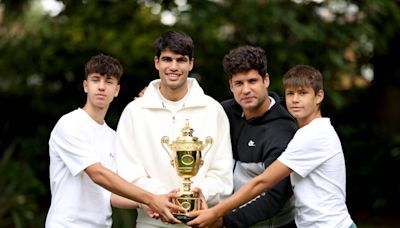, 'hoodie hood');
139,77,208,109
